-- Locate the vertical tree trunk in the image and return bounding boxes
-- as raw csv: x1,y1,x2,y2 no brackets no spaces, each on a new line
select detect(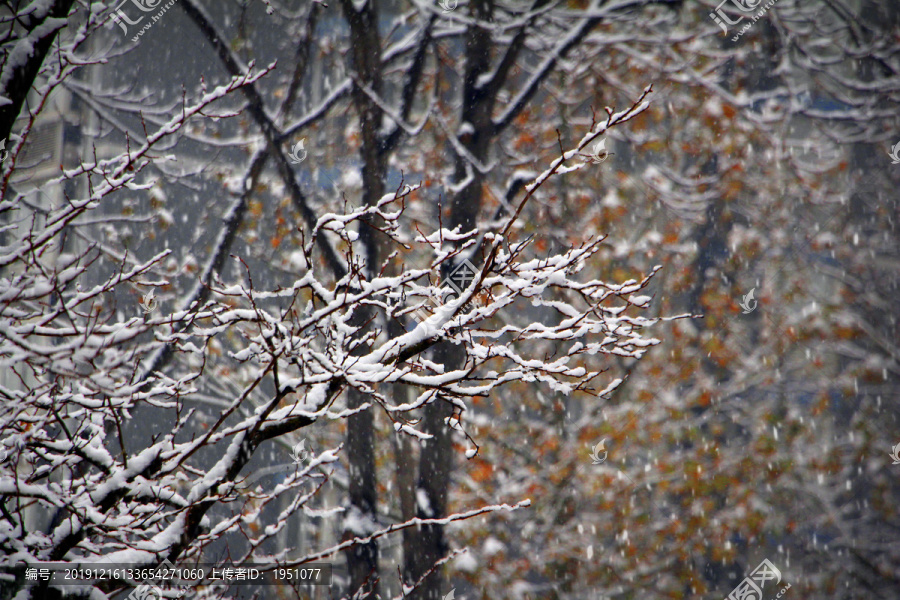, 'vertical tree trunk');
340,1,385,596
407,3,493,597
